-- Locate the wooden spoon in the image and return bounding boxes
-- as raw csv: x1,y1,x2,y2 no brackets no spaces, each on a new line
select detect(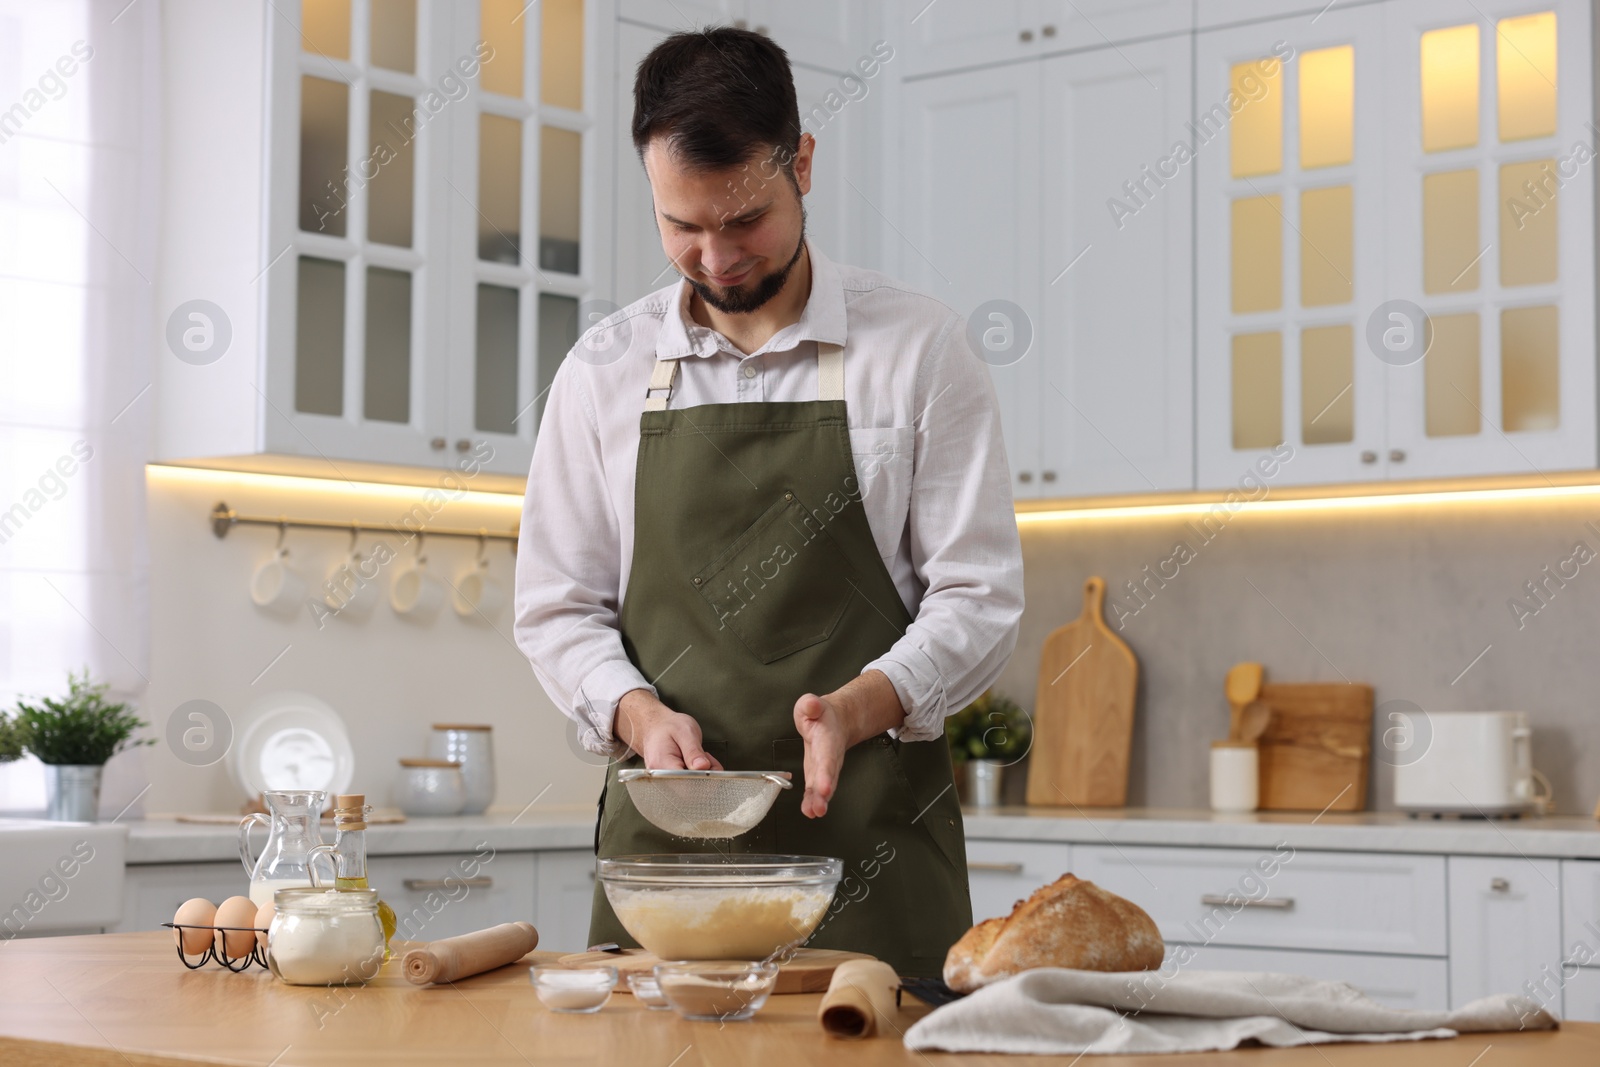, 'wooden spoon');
1225,663,1264,741
1239,700,1272,745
